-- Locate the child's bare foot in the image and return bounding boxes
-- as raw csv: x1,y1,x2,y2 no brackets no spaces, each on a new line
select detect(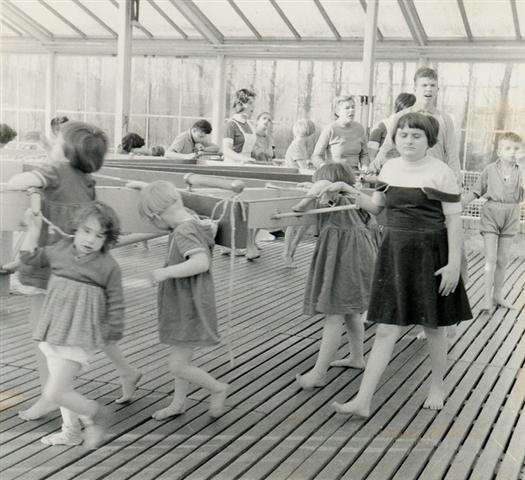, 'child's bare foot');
295,371,326,389
493,297,516,310
41,426,83,446
415,329,427,340
84,405,110,450
115,371,142,404
331,398,370,417
423,384,445,410
18,398,56,421
209,383,229,418
282,255,296,269
329,356,365,369
152,401,186,420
